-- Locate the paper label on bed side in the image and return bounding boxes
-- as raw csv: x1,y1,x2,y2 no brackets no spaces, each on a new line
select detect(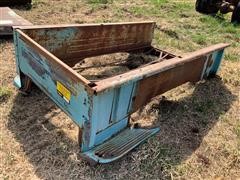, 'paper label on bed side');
56,81,71,103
